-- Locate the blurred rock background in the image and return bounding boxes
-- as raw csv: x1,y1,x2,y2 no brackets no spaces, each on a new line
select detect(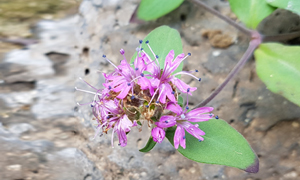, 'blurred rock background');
0,0,300,179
